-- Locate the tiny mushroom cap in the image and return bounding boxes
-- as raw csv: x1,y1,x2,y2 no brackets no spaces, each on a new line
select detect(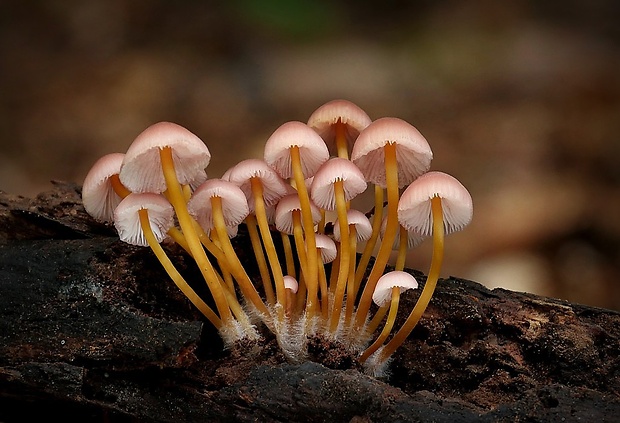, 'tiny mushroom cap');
398,171,473,237
227,158,291,212
315,233,338,264
113,193,174,247
310,157,368,211
333,209,373,243
350,117,433,188
283,275,299,293
274,193,322,235
264,121,330,179
82,152,126,222
187,179,250,232
372,271,419,307
120,121,211,193
307,99,372,157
